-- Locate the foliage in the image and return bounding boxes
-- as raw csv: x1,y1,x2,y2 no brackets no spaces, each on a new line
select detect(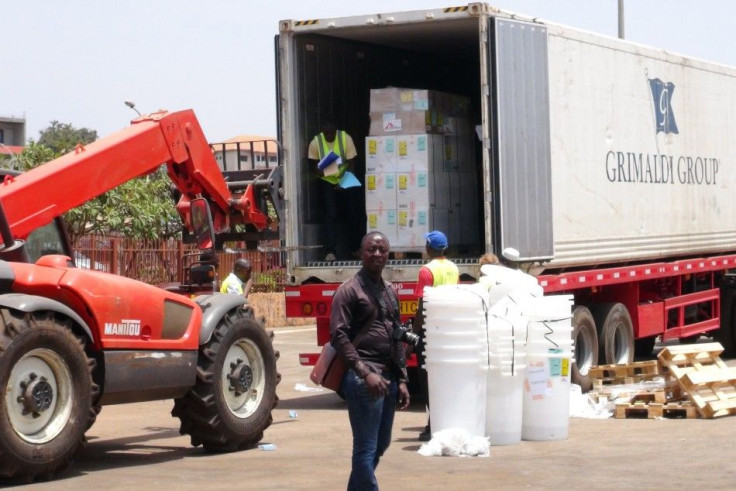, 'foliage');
64,167,180,243
37,121,97,154
1,121,179,243
252,268,285,293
